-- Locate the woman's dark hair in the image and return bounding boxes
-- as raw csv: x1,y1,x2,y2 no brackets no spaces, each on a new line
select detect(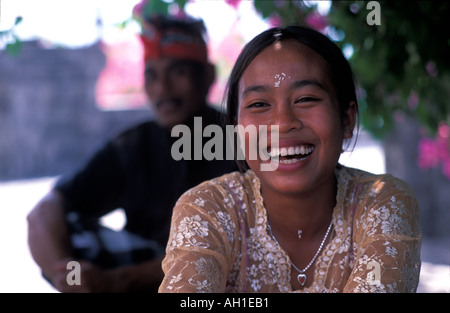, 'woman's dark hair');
223,25,359,172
